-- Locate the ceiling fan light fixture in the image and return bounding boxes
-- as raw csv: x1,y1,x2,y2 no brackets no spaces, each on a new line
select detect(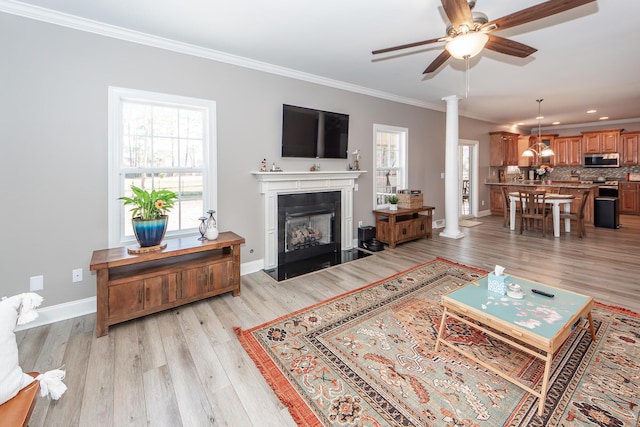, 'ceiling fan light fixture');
445,32,489,59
